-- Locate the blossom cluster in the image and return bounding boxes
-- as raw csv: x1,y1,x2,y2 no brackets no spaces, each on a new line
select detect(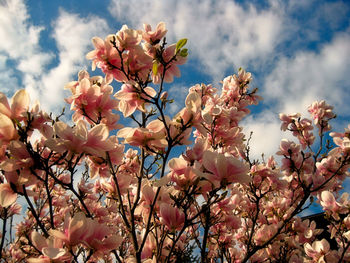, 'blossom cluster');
0,22,349,263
